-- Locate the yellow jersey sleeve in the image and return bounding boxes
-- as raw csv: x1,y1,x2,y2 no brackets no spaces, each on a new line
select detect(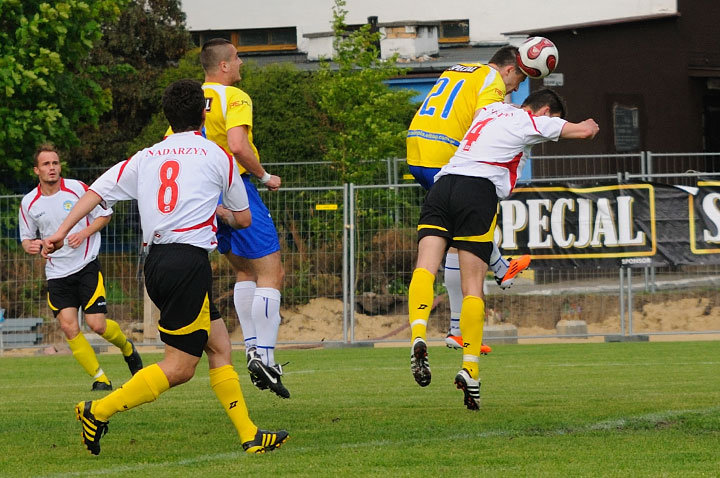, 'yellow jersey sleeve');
226,88,253,131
